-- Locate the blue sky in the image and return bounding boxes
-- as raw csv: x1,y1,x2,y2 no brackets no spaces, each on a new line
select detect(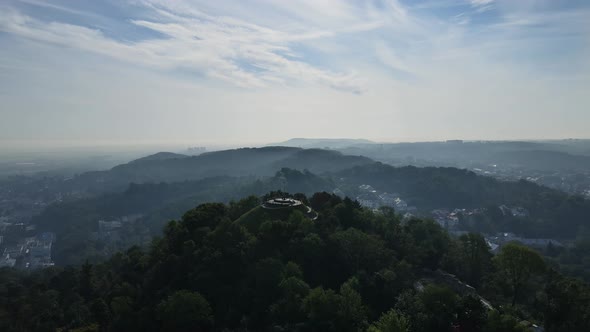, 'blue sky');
1,0,589,147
